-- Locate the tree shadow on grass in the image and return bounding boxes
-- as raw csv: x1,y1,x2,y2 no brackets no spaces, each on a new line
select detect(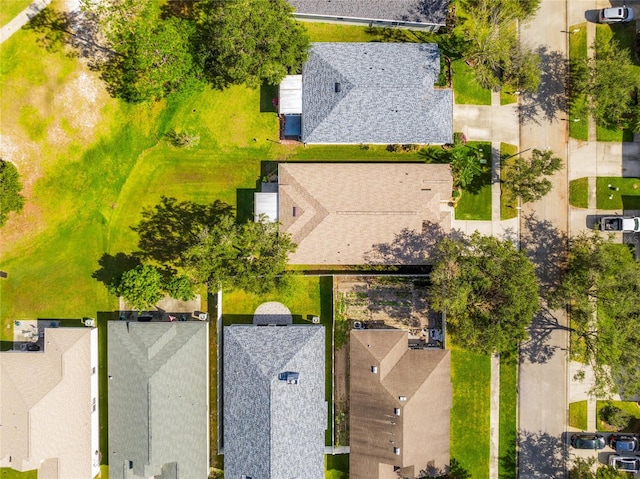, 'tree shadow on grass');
92,252,141,291
23,5,113,66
